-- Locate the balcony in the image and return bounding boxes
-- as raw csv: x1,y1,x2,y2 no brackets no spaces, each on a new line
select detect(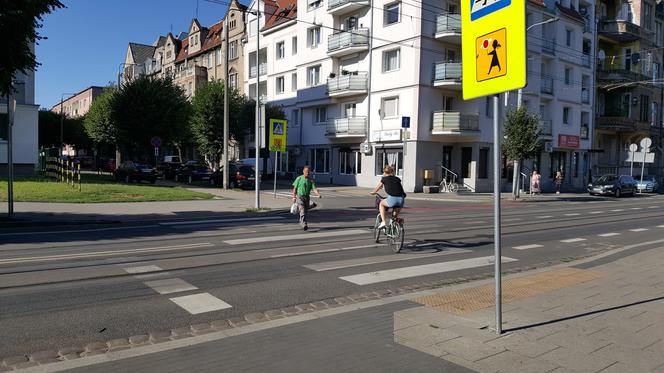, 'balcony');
327,0,369,15
327,29,369,57
435,14,461,44
599,19,654,42
174,66,207,81
326,117,367,137
581,125,589,139
327,72,368,97
542,38,556,55
596,112,636,131
431,111,479,134
597,67,649,82
540,77,554,95
433,62,462,89
581,89,590,104
581,54,591,68
539,119,552,138
249,63,267,78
